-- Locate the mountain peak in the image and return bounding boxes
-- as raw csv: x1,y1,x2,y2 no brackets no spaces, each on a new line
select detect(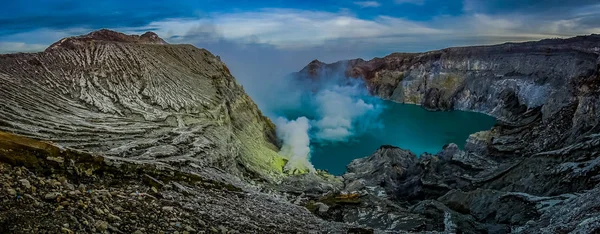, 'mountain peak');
309,59,323,64
45,29,168,52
